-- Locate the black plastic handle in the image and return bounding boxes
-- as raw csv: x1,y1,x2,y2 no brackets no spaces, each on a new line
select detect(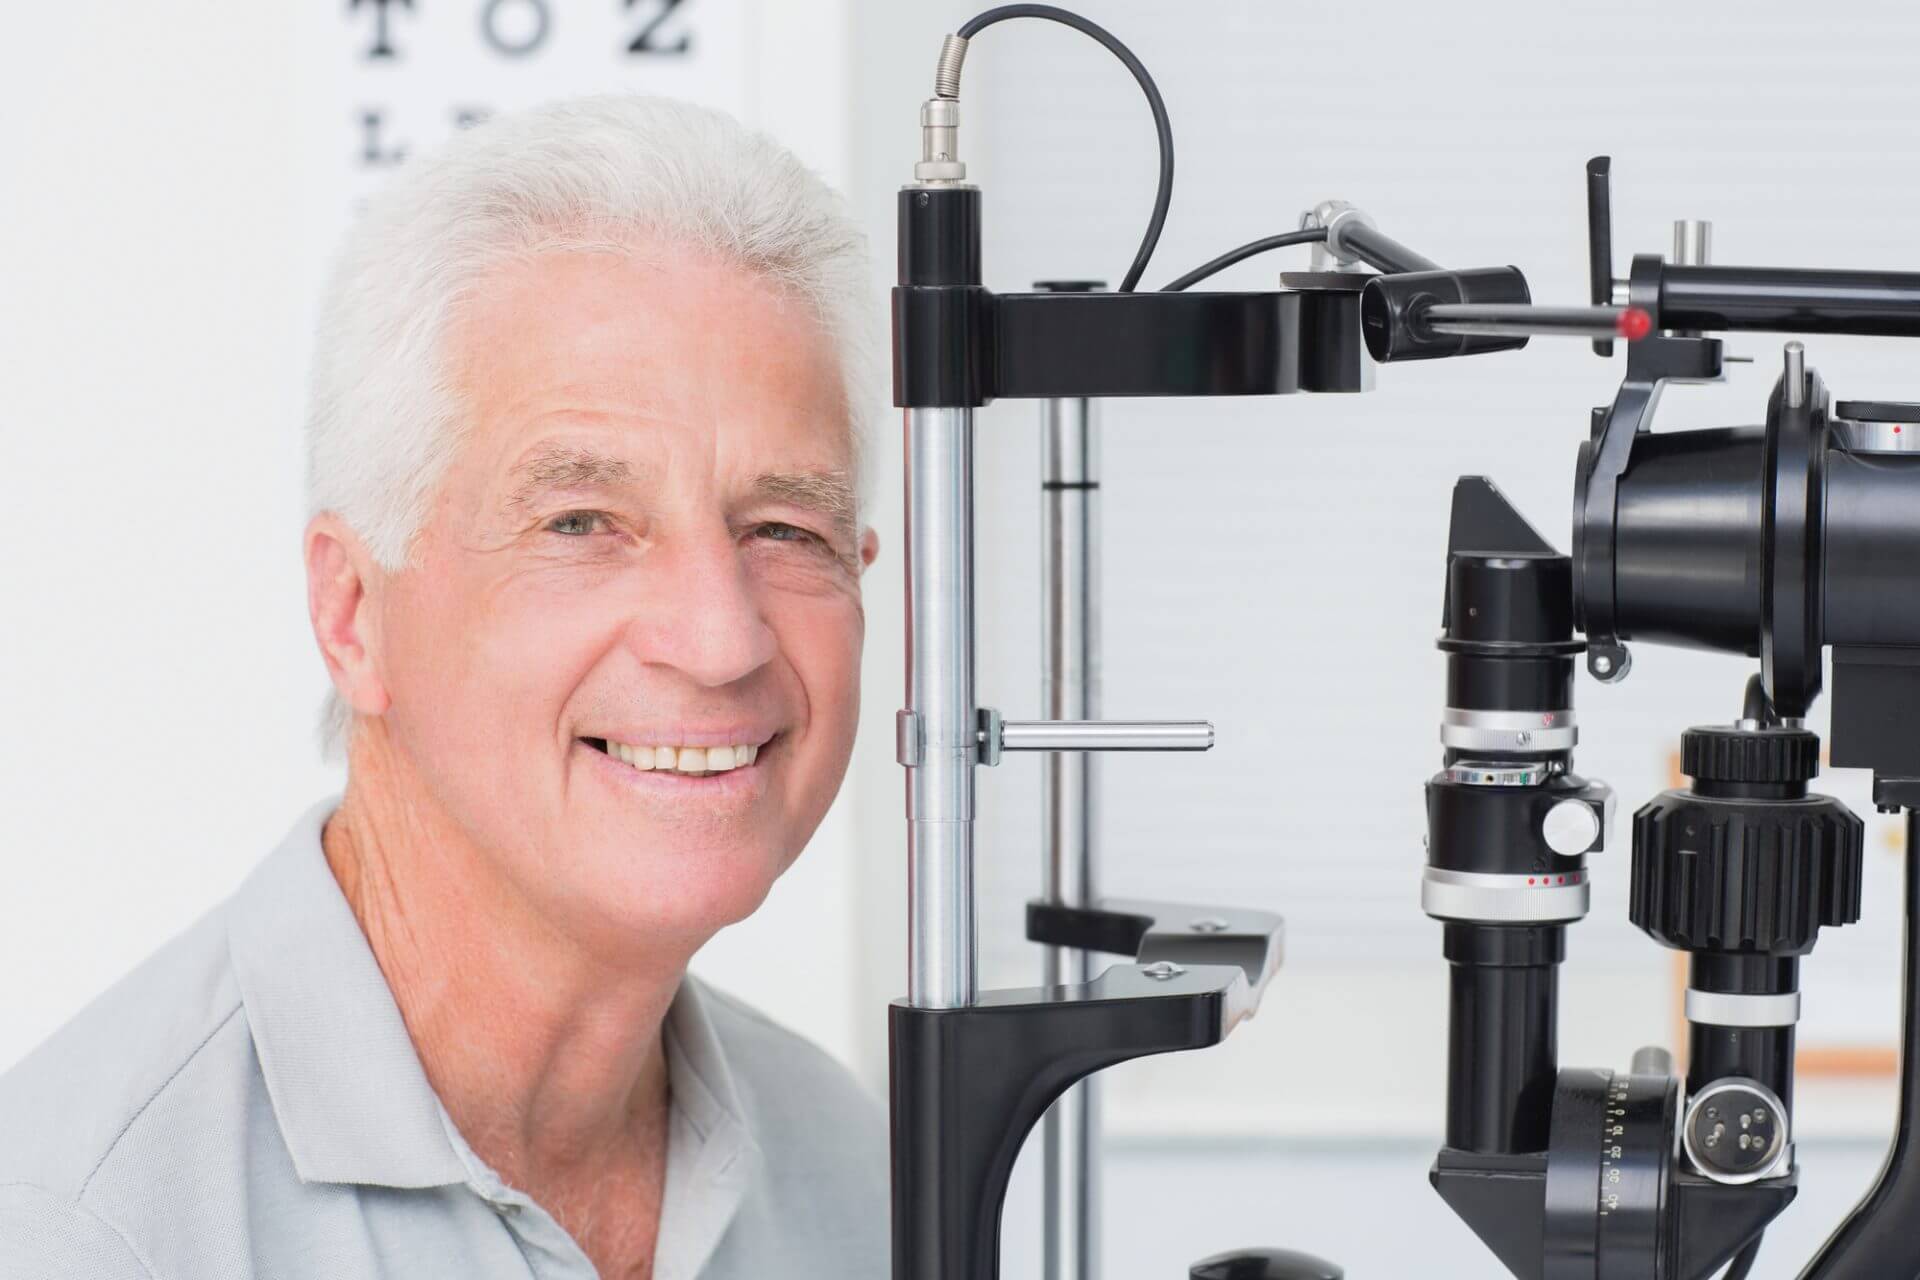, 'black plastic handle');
1586,155,1615,356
